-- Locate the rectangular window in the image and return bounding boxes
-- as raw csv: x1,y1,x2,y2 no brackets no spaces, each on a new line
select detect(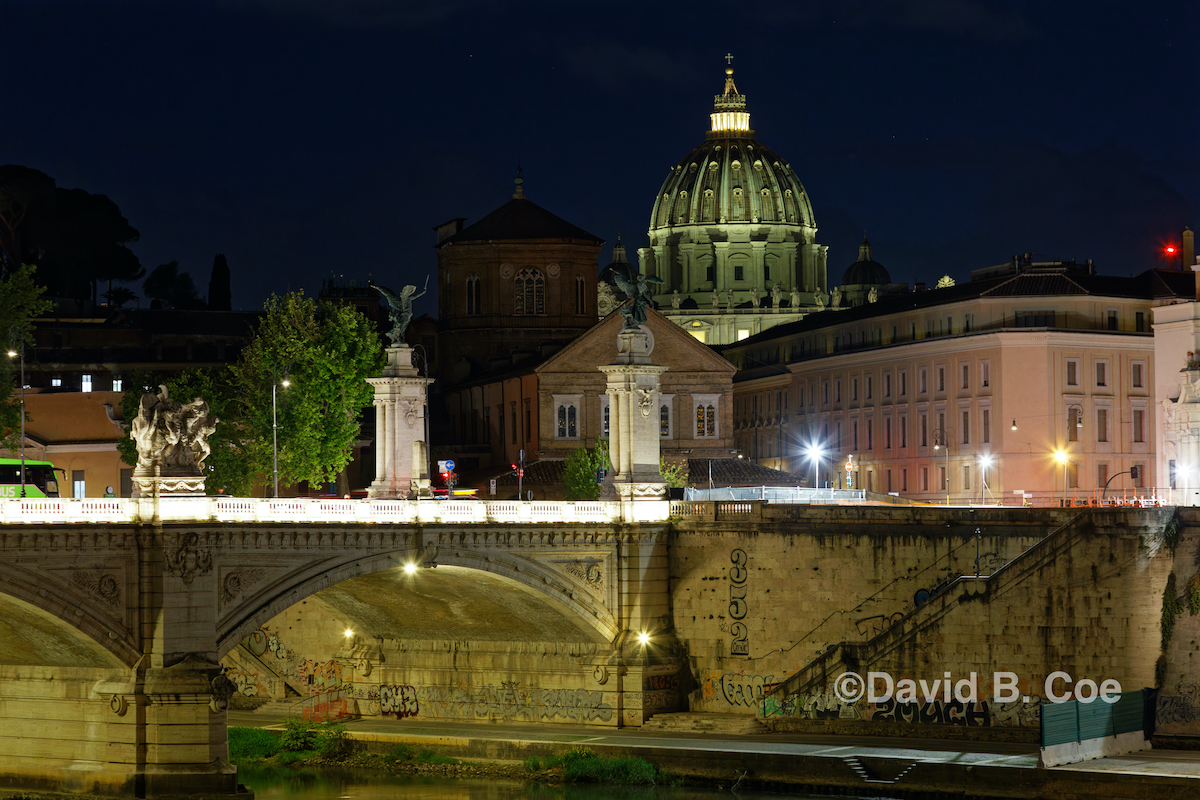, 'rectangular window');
1098,463,1109,489
981,361,990,388
884,374,891,398
1133,463,1145,488
852,420,859,451
1096,361,1108,387
1133,409,1145,443
1068,463,1079,489
112,375,123,392
51,375,61,387
902,468,908,492
900,417,907,448
1132,362,1145,389
919,369,927,394
982,409,990,443
962,464,970,492
1097,408,1108,443
884,418,891,449
81,374,93,393
1136,311,1146,332
835,380,841,402
1066,359,1079,387
961,410,970,444
937,366,945,392
900,371,907,397
72,470,85,499
867,419,873,450
961,364,969,390
940,466,947,492
823,381,829,404
866,375,872,400
920,414,928,447
120,468,132,498
851,378,858,402
922,467,929,492
1107,309,1118,331
734,265,744,281
1068,406,1080,442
